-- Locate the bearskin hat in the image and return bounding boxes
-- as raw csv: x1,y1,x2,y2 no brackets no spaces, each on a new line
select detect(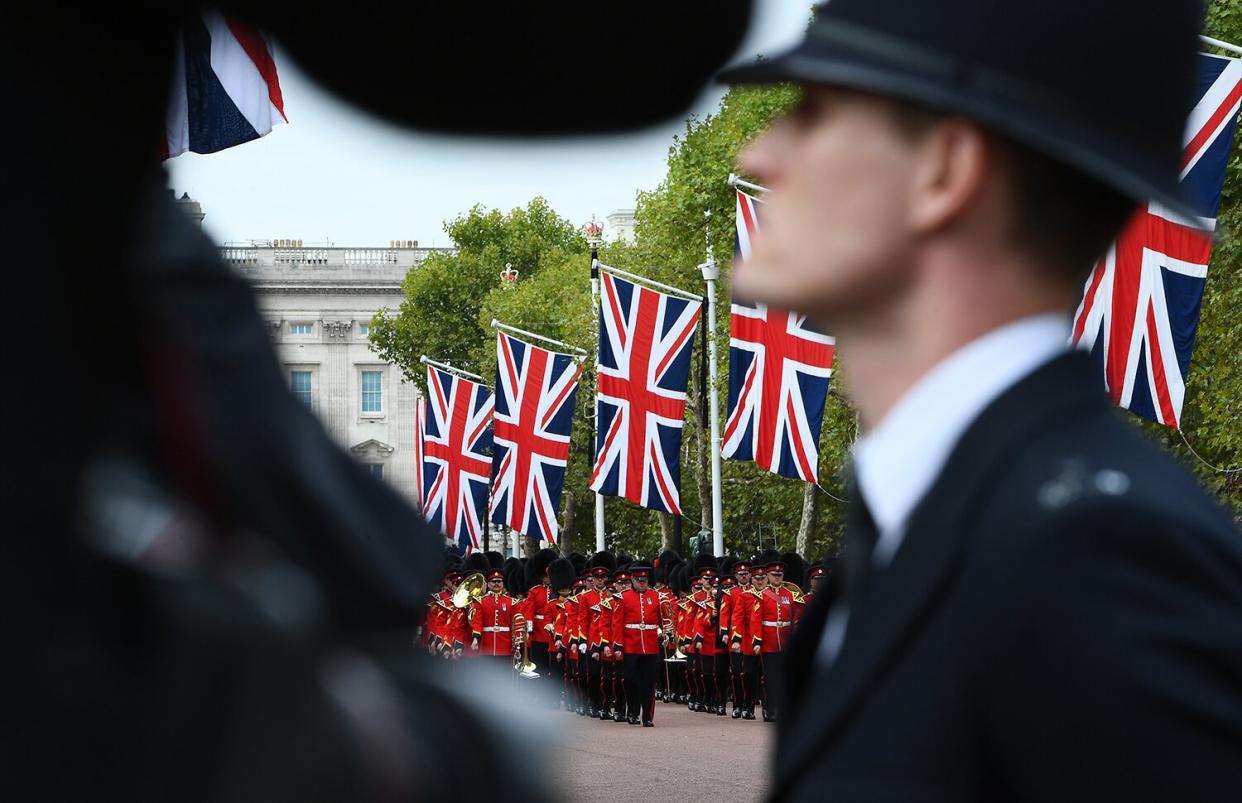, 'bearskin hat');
589,551,617,572
548,557,576,592
693,553,718,576
485,550,505,570
569,552,587,576
525,548,559,587
780,551,806,588
462,552,491,575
